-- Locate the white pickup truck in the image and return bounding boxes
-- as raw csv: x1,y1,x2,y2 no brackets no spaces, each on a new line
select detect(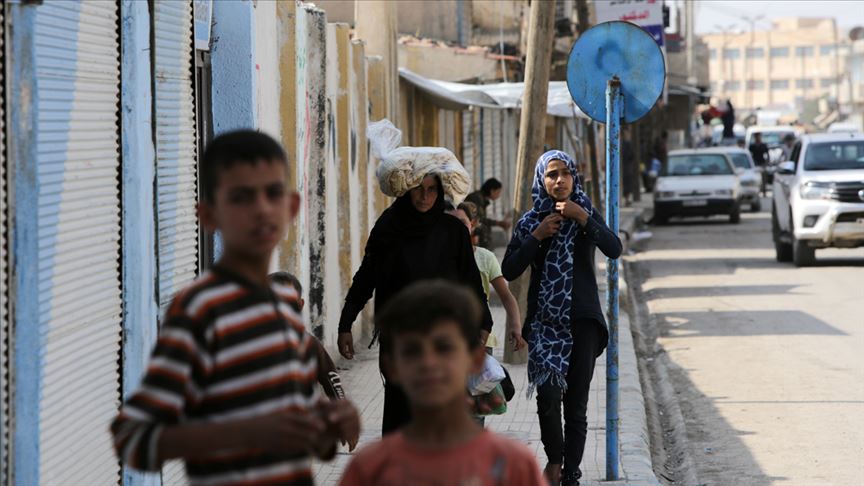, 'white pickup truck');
772,132,864,266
